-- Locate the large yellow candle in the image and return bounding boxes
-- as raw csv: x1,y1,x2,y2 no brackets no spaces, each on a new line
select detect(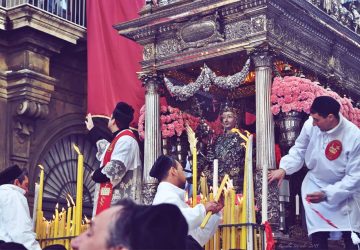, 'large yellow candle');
58,208,66,246
200,174,229,228
36,165,45,236
230,188,236,249
53,204,59,243
192,148,197,206
73,144,84,236
65,199,72,250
